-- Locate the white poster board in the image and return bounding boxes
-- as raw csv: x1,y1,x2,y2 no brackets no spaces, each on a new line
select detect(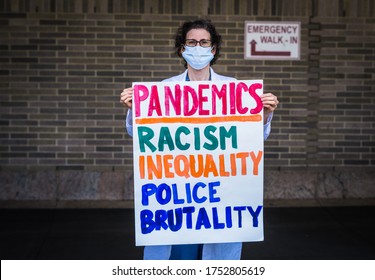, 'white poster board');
132,80,264,246
245,21,301,60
